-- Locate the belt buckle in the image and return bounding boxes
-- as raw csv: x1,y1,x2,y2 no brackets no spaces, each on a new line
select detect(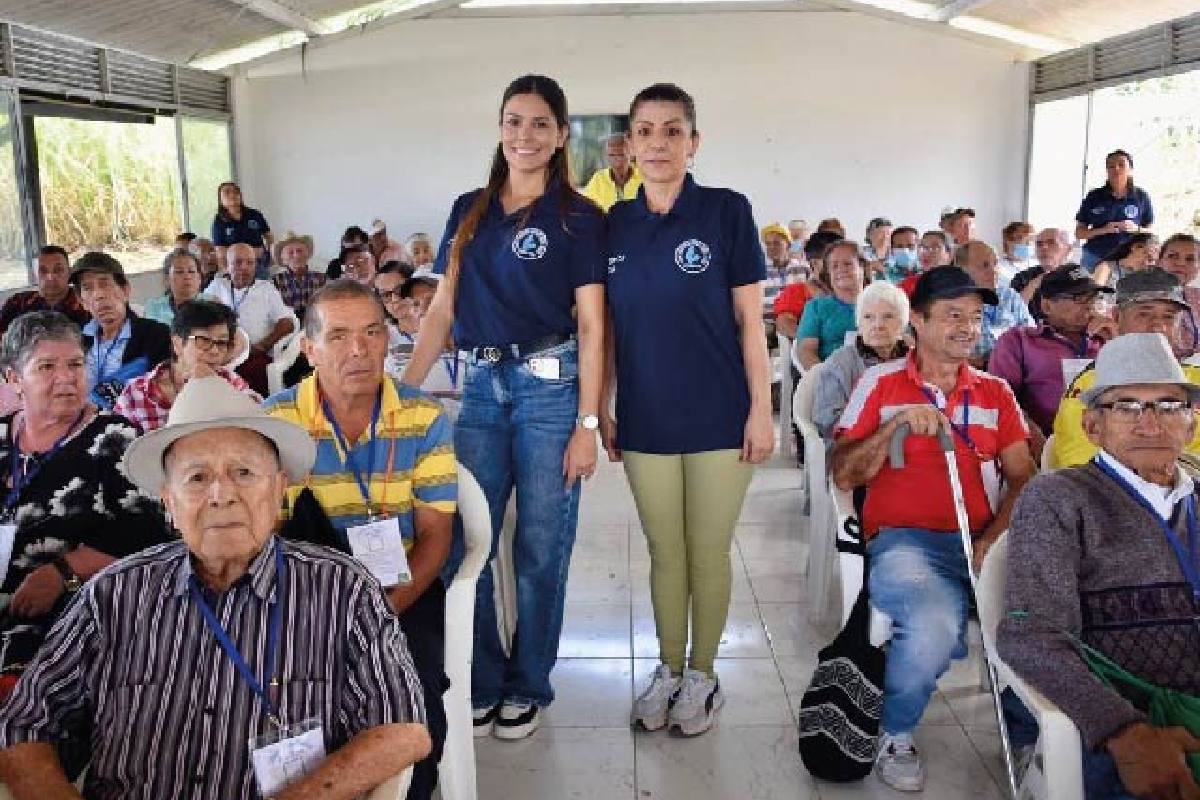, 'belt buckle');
481,346,503,363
